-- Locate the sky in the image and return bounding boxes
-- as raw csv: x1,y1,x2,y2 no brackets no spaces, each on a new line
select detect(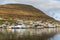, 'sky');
0,0,60,21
